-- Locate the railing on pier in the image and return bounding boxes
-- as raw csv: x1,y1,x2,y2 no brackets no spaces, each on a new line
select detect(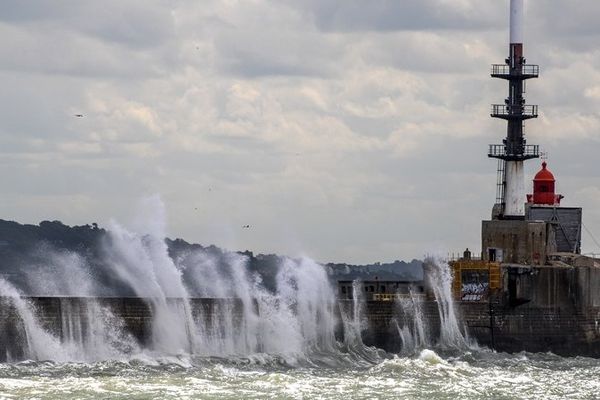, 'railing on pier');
372,293,426,302
446,254,484,262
